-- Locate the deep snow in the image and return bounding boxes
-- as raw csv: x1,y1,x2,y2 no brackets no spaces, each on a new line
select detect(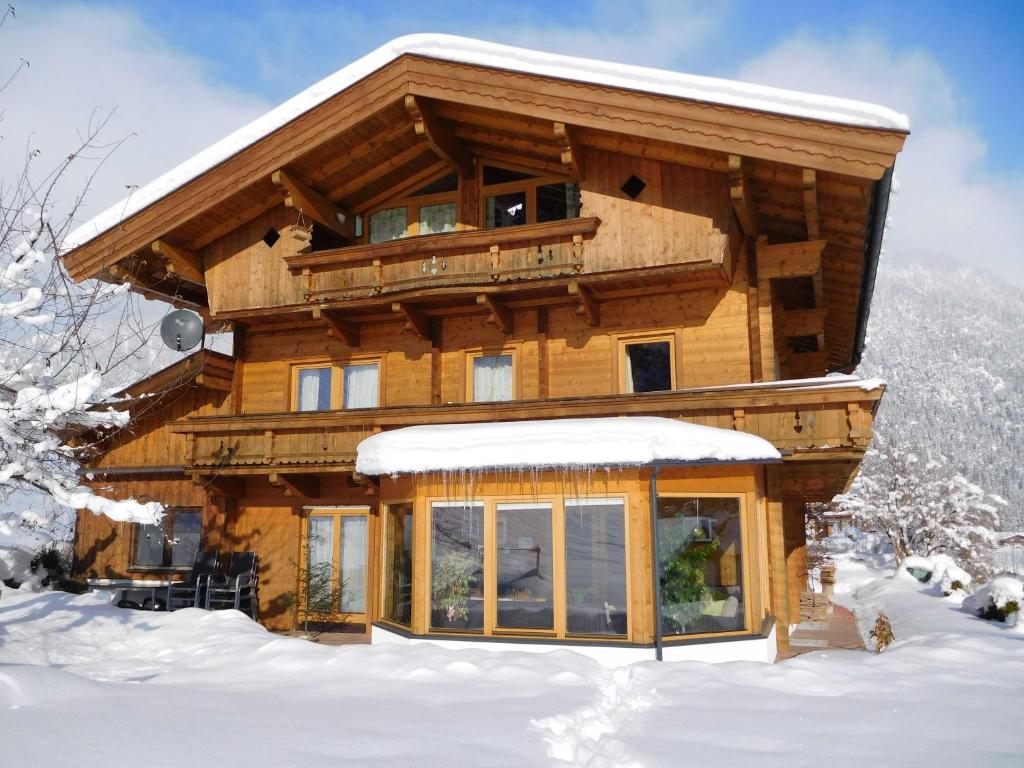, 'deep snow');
1,552,1022,767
